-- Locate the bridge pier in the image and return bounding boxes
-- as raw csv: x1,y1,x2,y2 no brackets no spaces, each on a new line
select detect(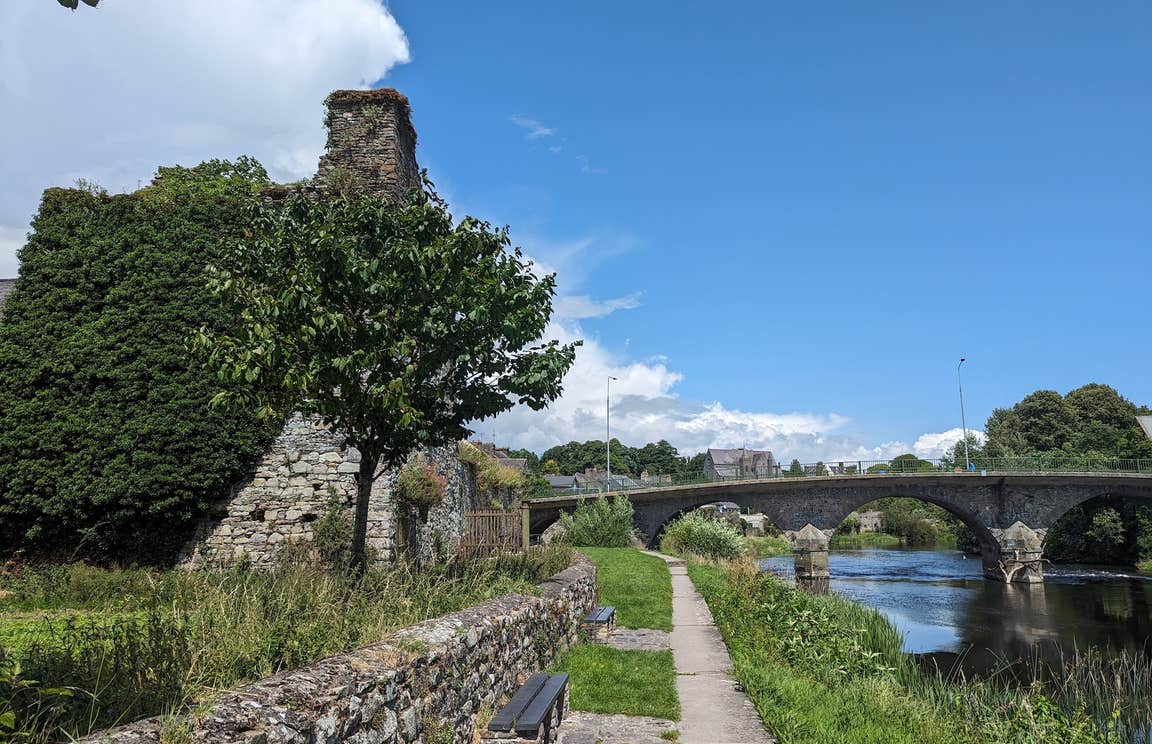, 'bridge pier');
790,524,832,594
983,522,1046,583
